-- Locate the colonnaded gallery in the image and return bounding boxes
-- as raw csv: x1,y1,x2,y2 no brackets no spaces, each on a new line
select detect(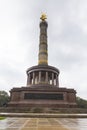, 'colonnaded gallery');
8,14,77,108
